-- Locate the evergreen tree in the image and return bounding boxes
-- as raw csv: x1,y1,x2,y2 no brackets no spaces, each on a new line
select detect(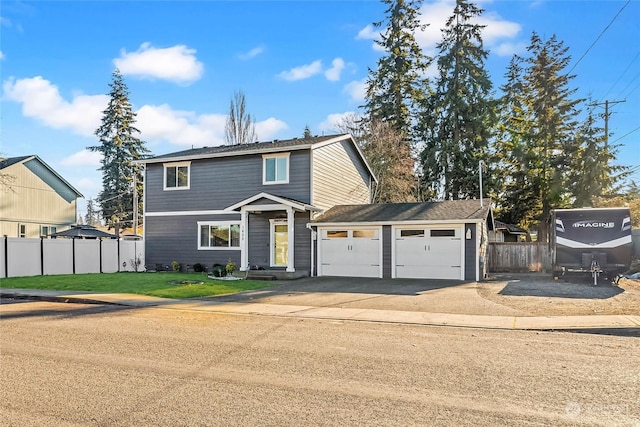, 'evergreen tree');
494,33,582,240
493,56,540,229
568,107,627,207
526,33,581,233
419,0,496,200
84,198,101,226
224,90,257,145
88,69,149,232
303,125,312,138
364,0,432,140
